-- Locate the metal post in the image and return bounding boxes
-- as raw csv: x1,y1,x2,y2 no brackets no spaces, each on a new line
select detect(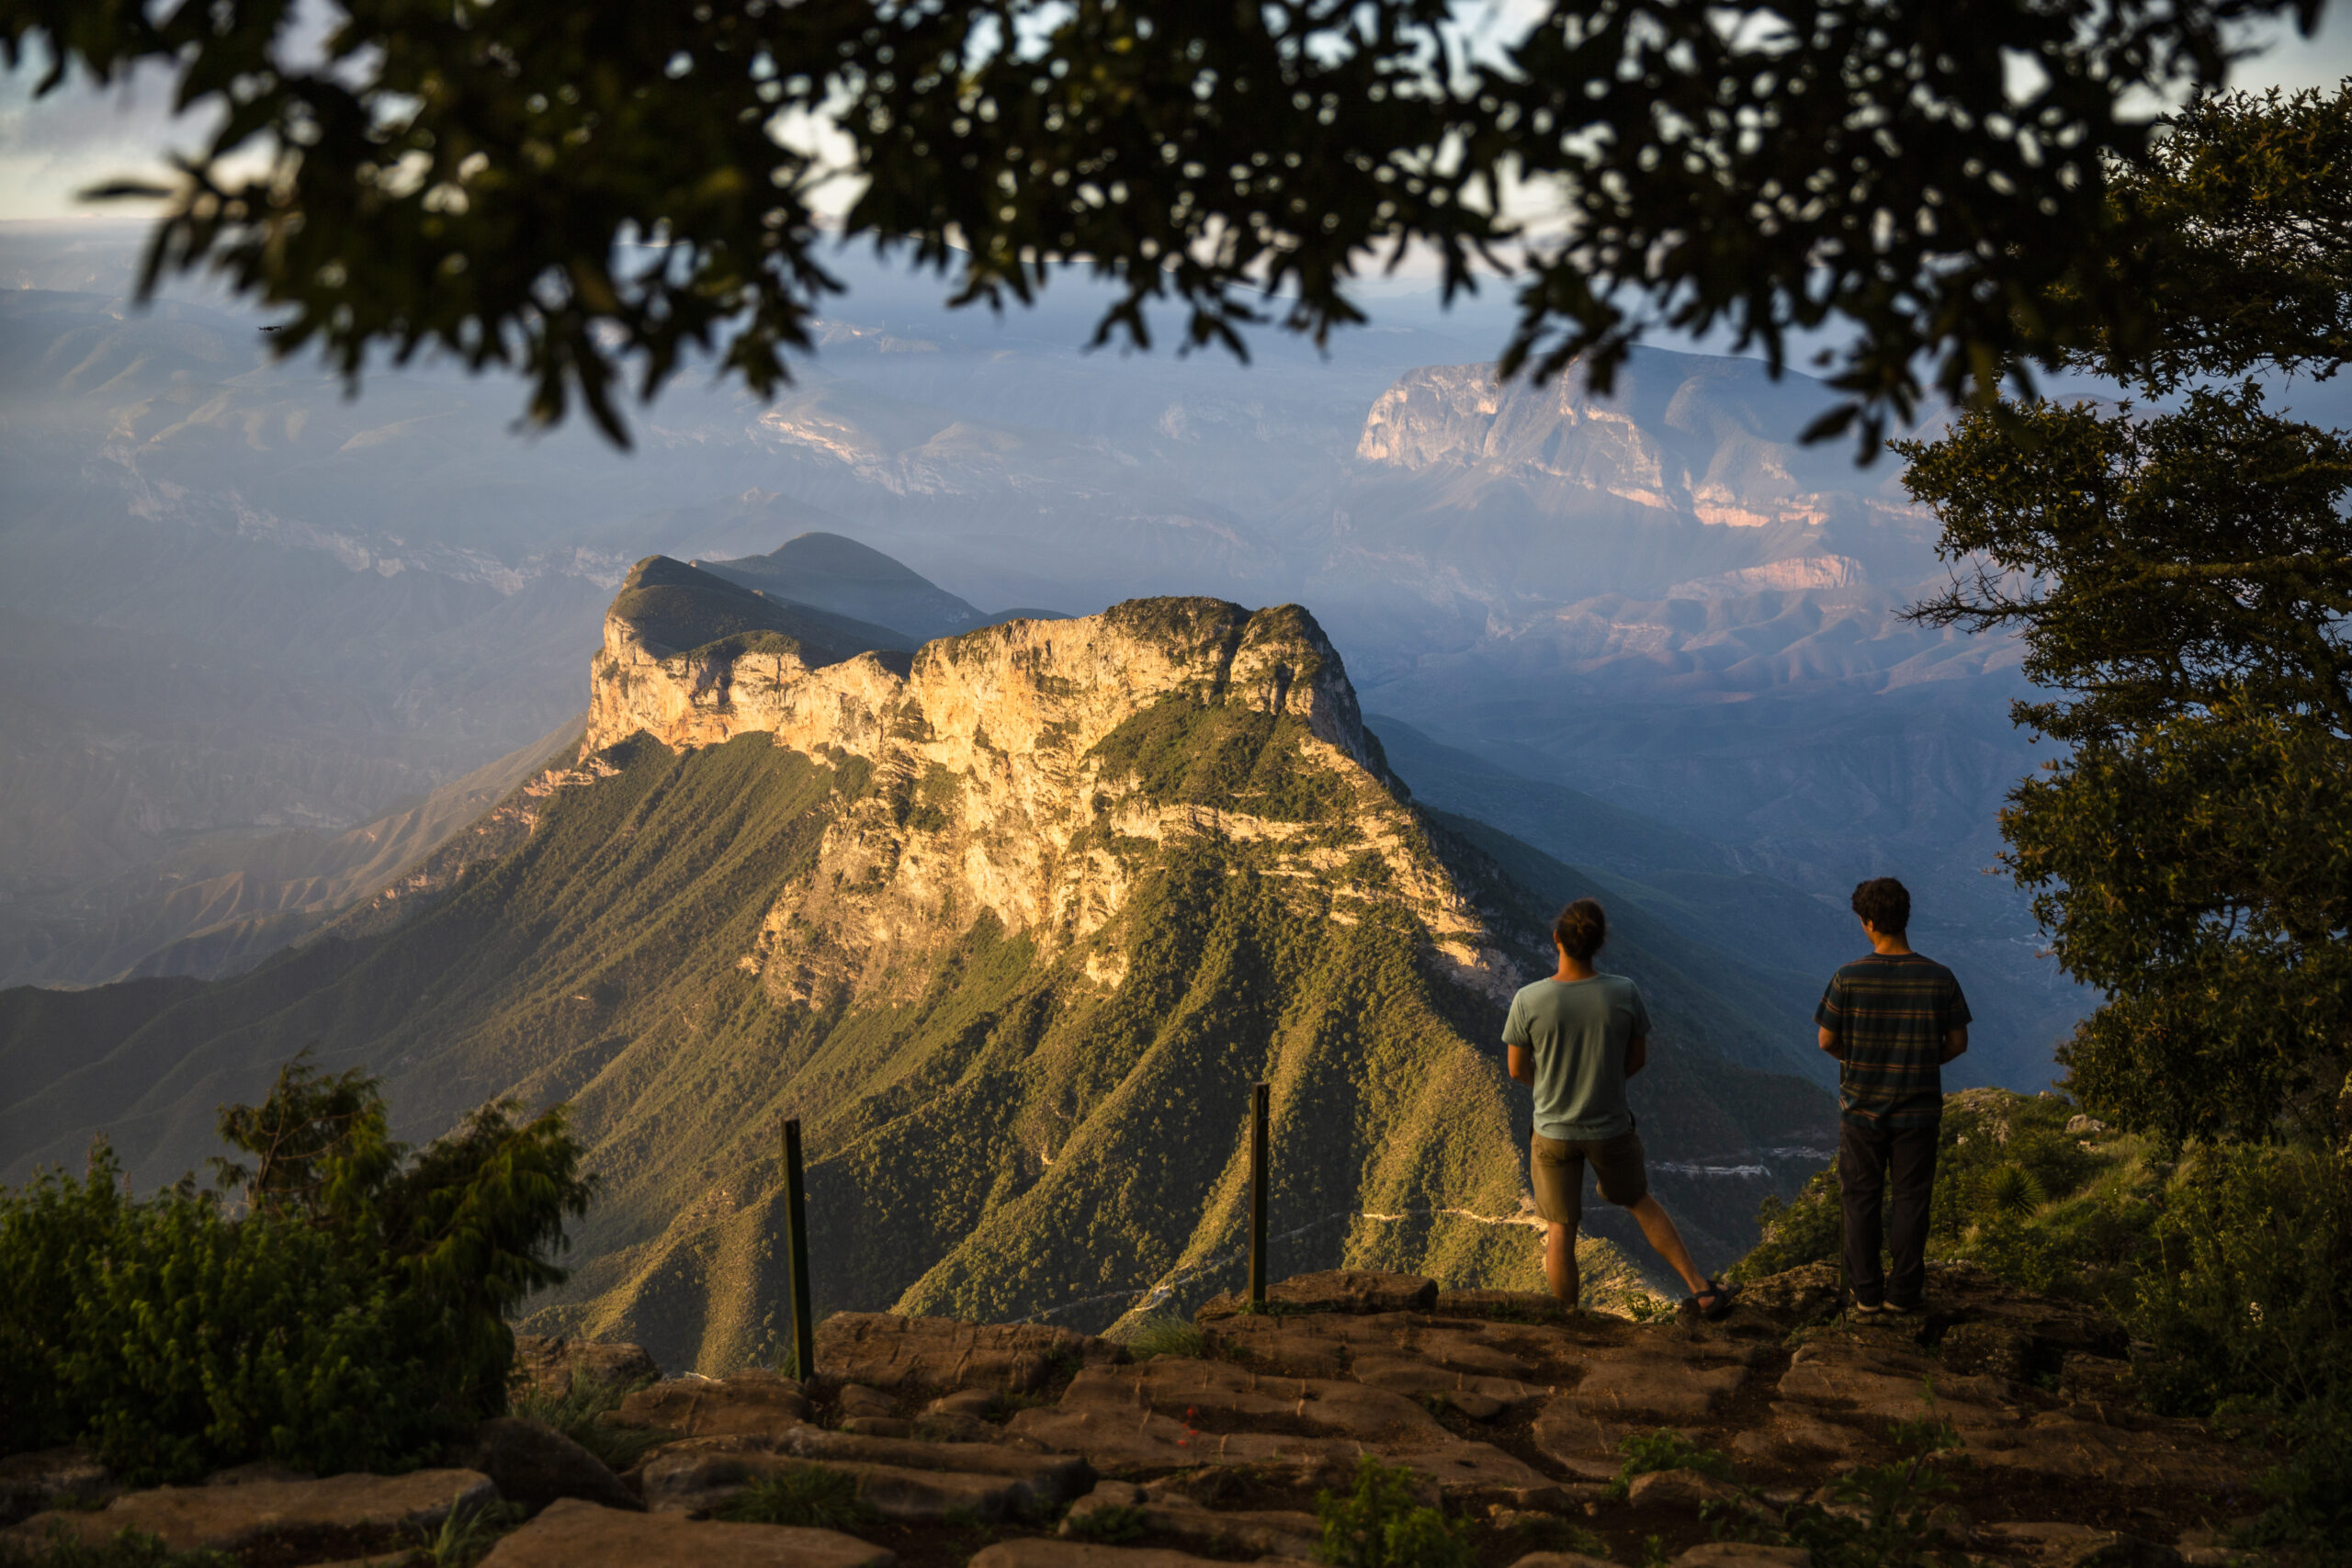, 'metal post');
1249,1081,1270,1306
782,1117,815,1381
